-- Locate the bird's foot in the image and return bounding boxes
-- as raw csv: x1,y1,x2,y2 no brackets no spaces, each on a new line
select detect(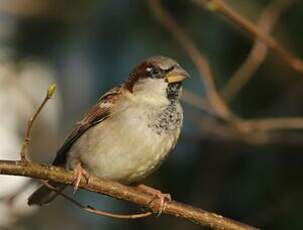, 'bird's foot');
72,163,90,193
135,184,171,216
